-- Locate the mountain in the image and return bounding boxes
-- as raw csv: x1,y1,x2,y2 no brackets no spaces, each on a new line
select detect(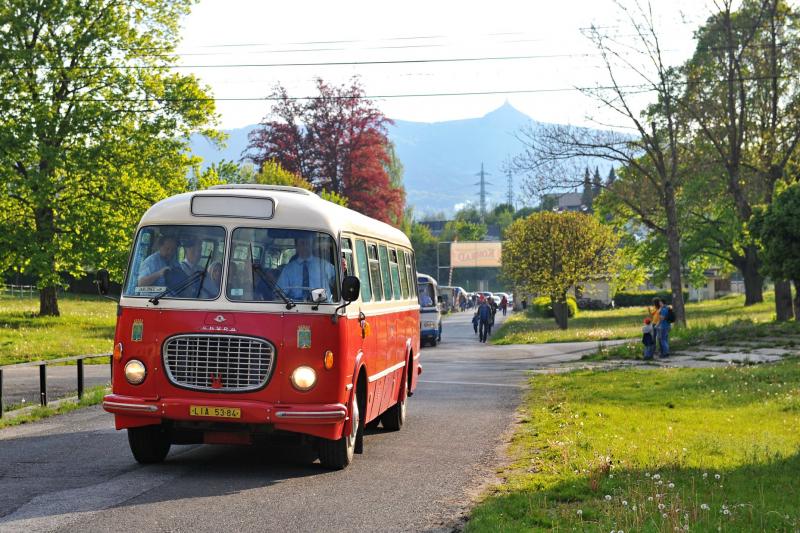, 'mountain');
189,102,544,213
